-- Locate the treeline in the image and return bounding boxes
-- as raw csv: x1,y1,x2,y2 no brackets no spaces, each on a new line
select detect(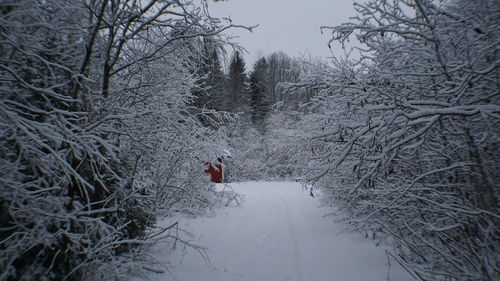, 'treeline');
192,48,307,130
0,1,244,280
191,48,321,181
197,49,328,180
